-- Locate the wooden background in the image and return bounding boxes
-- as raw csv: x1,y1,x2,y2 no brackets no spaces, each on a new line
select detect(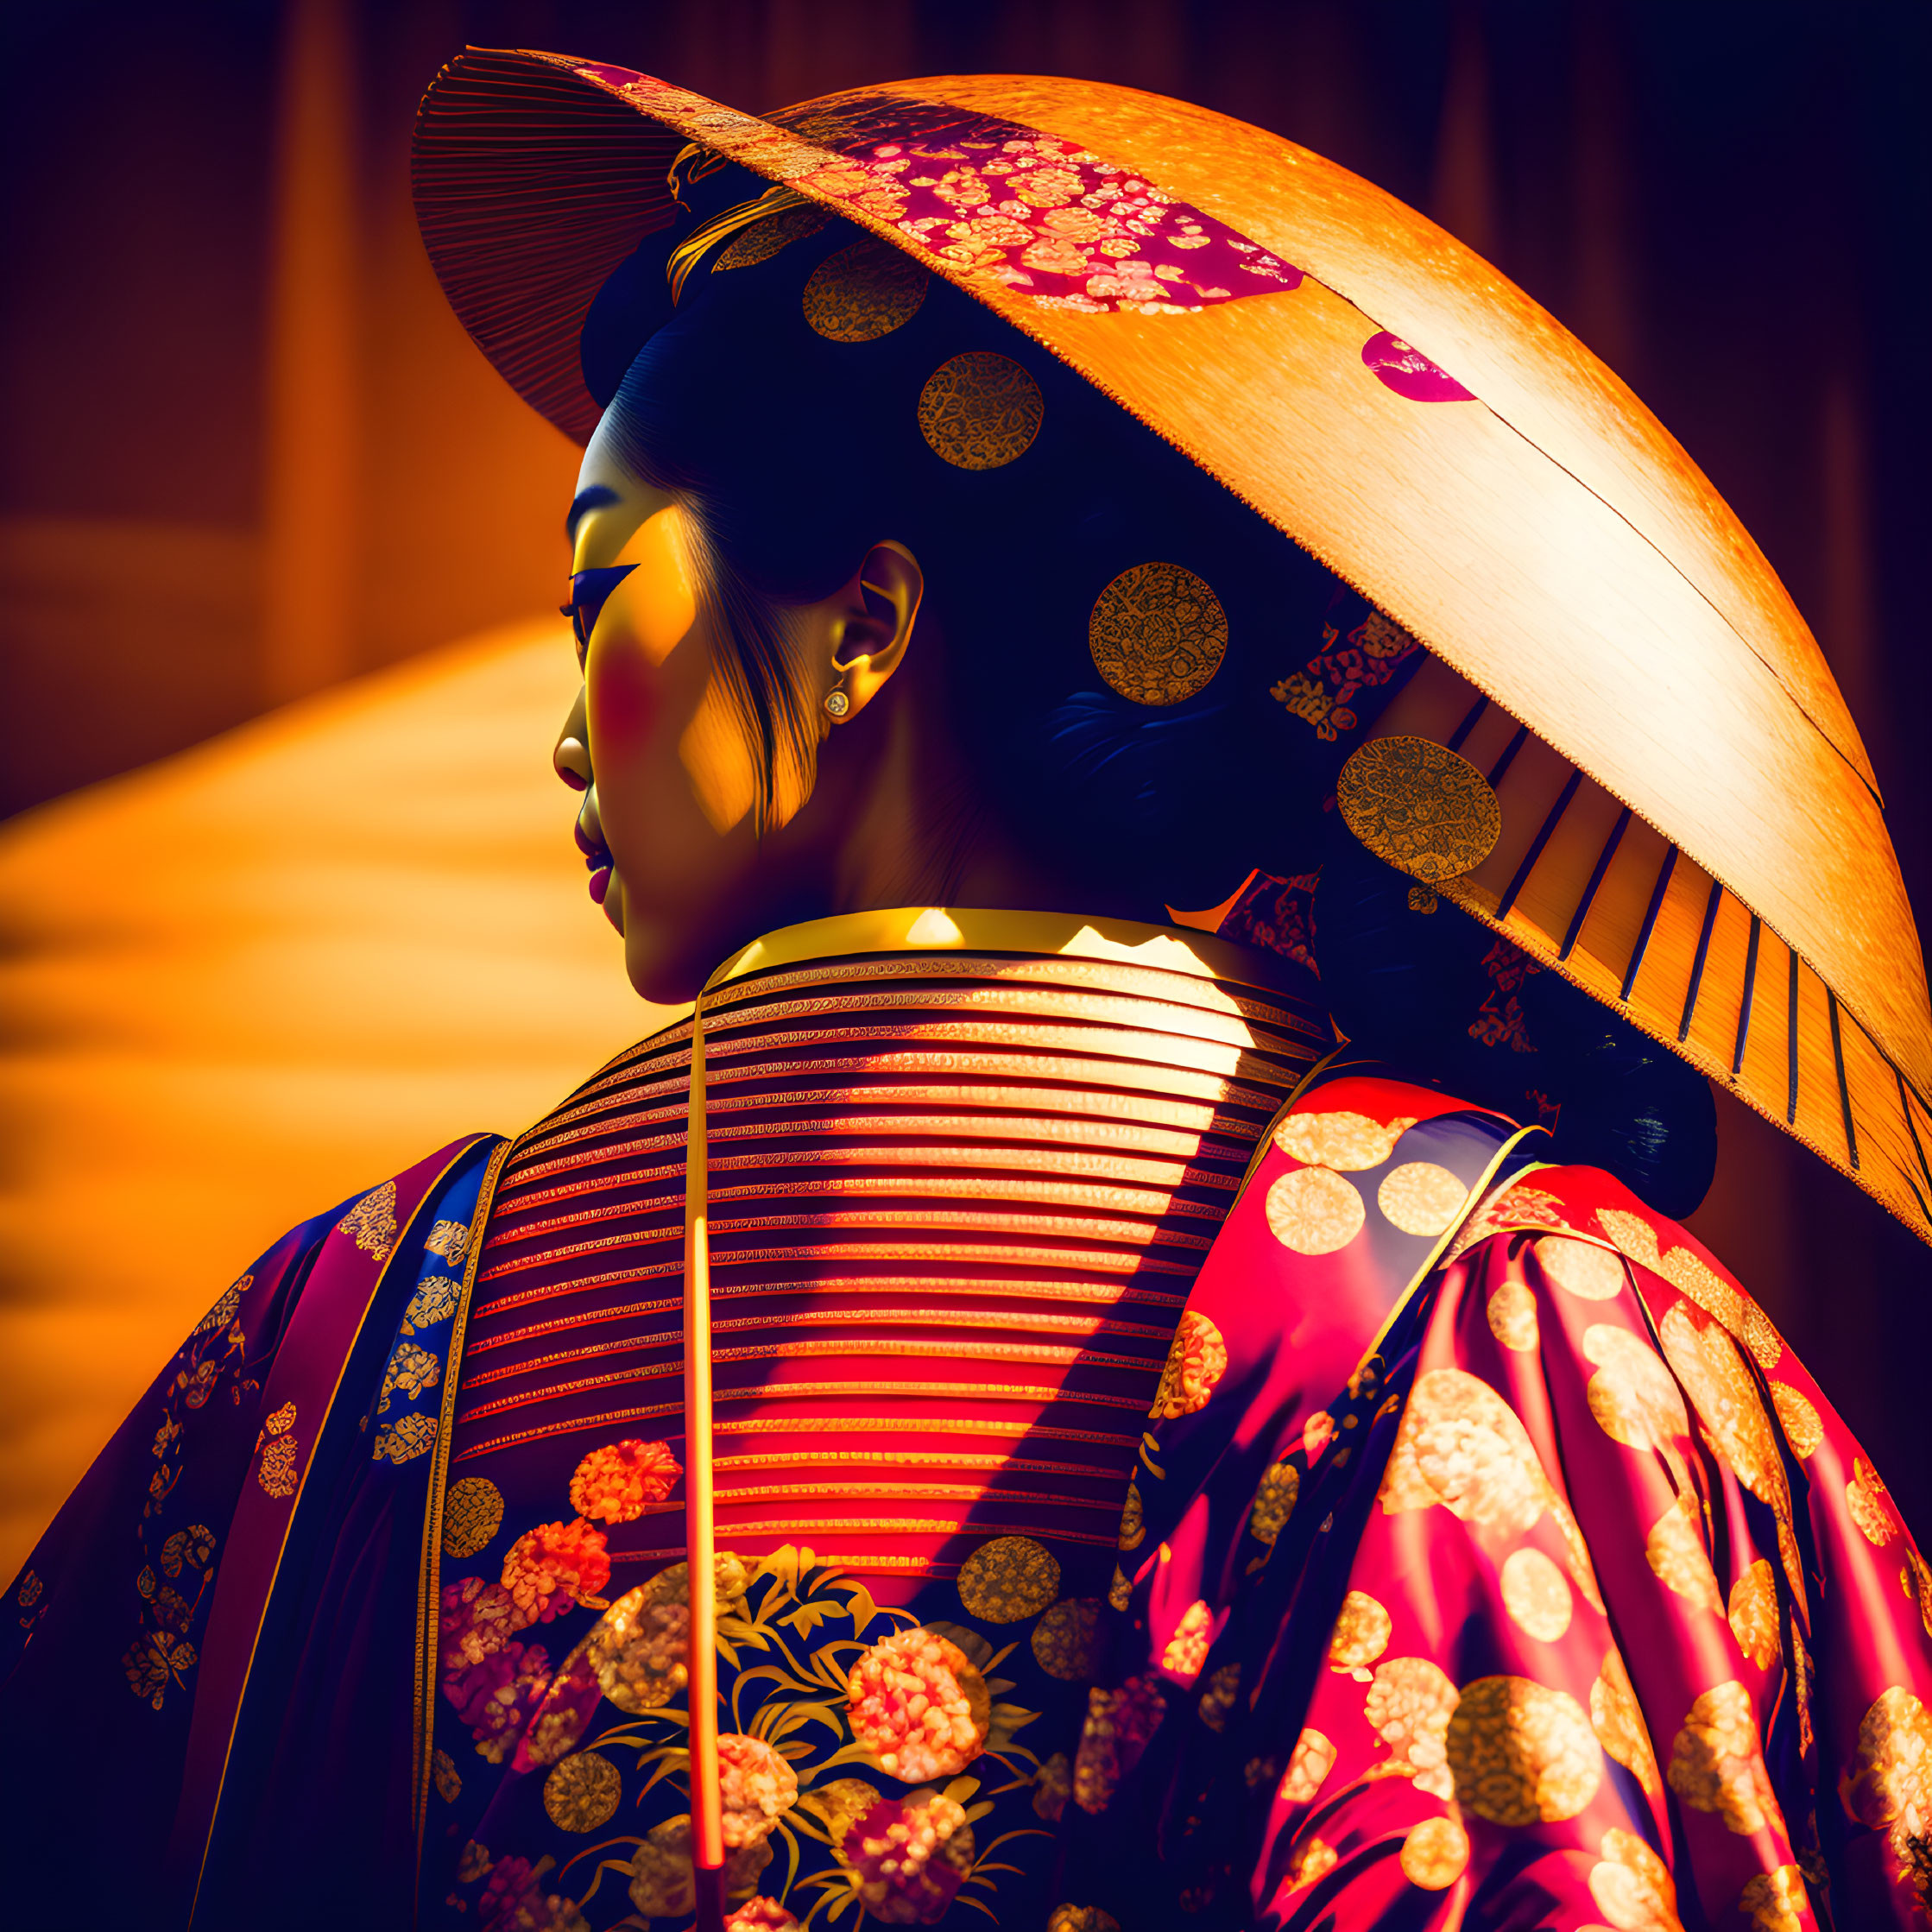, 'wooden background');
2,0,1928,1579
